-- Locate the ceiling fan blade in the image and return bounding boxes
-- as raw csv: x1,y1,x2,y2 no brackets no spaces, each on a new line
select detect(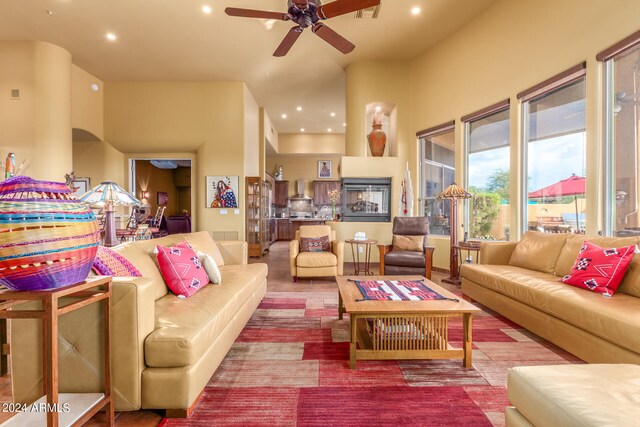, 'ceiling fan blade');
312,23,355,54
274,27,304,57
225,7,289,21
317,0,380,19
